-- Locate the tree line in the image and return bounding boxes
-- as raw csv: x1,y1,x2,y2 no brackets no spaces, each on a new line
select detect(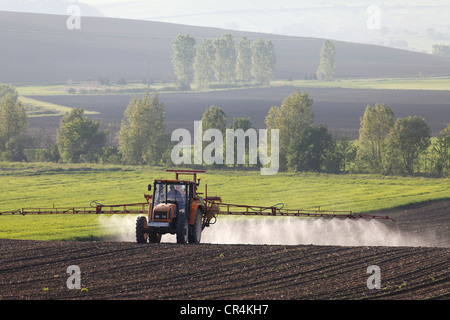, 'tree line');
1,84,449,176
432,44,450,57
172,33,276,89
